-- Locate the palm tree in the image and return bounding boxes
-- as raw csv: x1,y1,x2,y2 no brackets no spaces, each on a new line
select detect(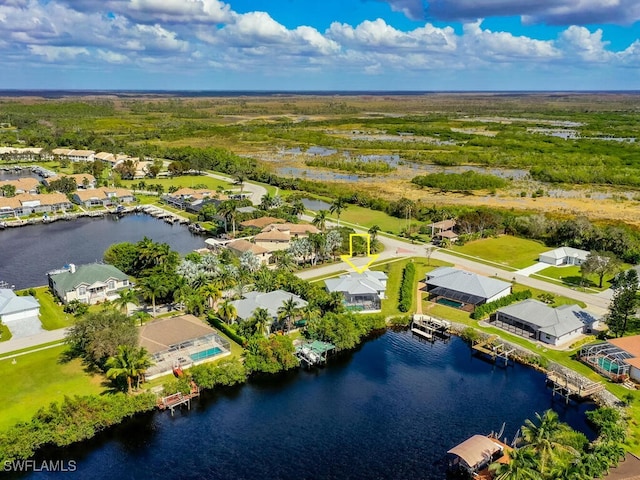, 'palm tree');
489,447,538,480
234,173,247,194
368,224,381,247
137,274,169,316
217,200,239,236
330,197,348,227
521,410,577,474
251,307,272,337
200,283,222,309
290,199,305,218
105,345,153,393
113,288,138,315
271,250,296,272
217,300,238,324
260,193,274,210
277,296,300,332
312,210,328,232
